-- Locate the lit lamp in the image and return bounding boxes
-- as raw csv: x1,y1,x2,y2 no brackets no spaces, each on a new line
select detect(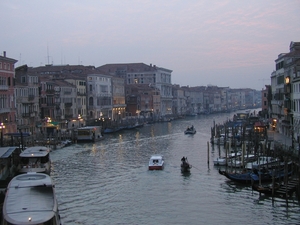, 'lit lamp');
0,122,5,147
285,76,290,84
